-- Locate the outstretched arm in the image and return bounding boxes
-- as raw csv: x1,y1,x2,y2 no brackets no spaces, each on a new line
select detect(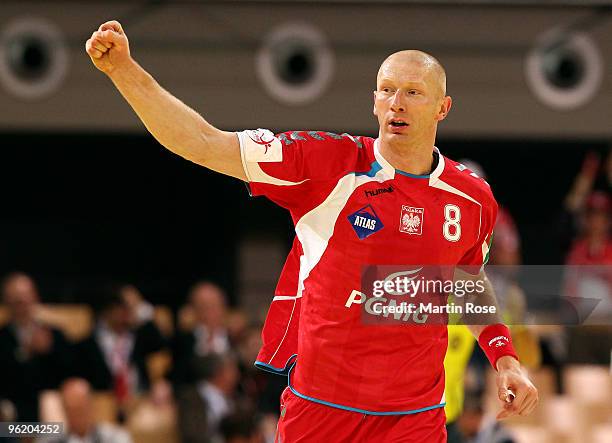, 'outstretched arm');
85,20,246,181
